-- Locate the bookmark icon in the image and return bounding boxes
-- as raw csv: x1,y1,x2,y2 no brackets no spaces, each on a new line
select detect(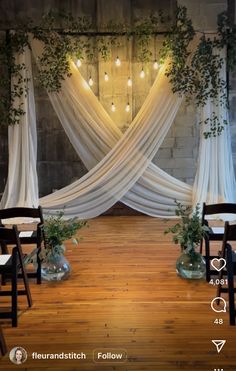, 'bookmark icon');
212,340,226,353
